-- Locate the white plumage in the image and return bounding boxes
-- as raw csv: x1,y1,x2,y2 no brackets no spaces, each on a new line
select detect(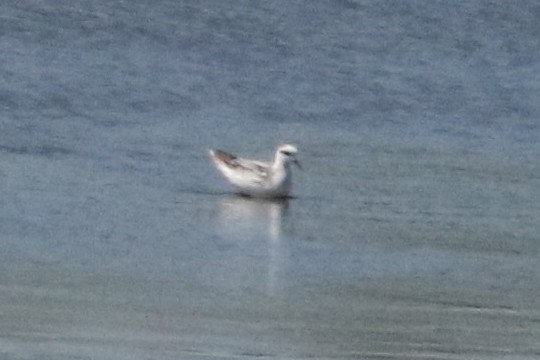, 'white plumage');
209,144,301,198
